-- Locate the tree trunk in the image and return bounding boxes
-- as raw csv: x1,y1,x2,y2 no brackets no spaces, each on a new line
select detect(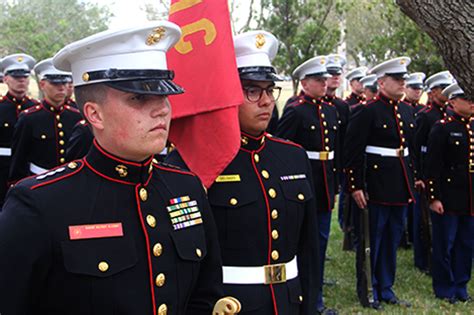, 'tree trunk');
396,0,473,100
